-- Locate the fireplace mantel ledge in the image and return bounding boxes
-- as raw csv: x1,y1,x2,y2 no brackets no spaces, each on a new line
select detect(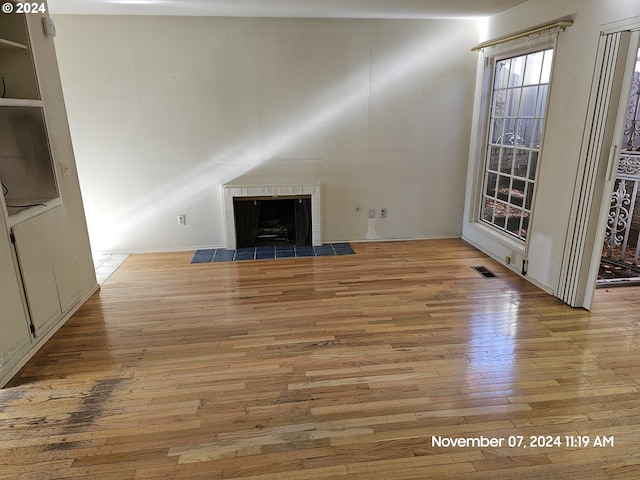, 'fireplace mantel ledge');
223,184,320,197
